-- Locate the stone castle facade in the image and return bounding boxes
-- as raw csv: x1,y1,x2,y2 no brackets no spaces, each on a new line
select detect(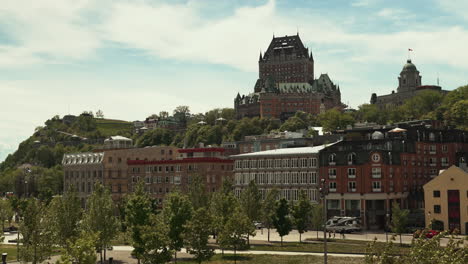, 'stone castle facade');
234,34,343,121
